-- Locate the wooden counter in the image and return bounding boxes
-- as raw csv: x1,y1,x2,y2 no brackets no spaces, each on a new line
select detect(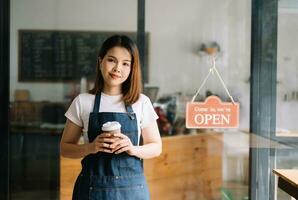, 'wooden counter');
60,133,223,200
273,169,298,199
